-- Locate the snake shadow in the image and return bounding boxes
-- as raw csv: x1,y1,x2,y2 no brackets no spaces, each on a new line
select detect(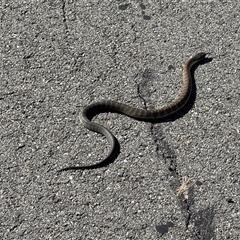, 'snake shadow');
58,57,212,171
